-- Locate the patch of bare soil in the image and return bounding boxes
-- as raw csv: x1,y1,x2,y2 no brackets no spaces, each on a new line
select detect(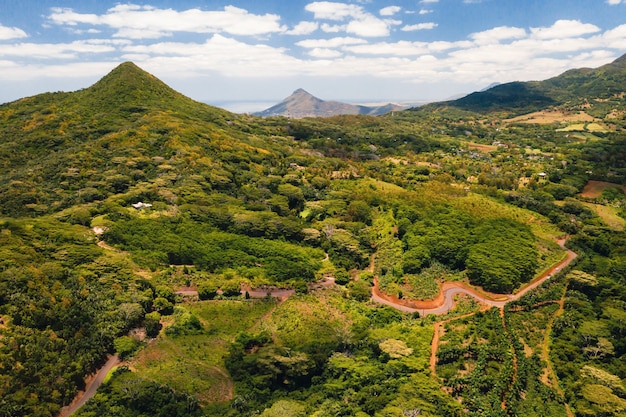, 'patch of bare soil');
467,142,497,152
580,180,626,198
